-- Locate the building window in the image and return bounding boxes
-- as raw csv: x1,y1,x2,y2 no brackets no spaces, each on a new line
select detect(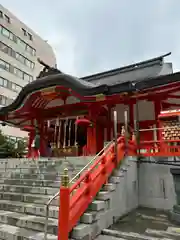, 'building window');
14,67,23,78
0,59,10,71
0,95,12,106
0,41,35,69
28,33,33,41
0,25,36,56
24,73,33,82
1,77,7,89
0,11,3,18
0,95,6,105
1,27,10,38
4,15,10,23
0,76,22,93
22,28,27,36
15,52,24,62
0,58,33,82
22,28,33,41
3,78,8,88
